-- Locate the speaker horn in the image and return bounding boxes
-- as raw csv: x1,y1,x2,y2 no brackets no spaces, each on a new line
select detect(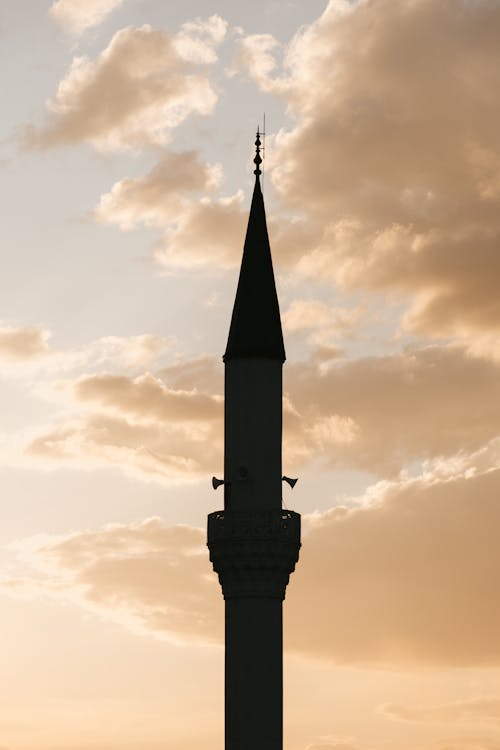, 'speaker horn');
282,475,298,489
212,476,225,490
